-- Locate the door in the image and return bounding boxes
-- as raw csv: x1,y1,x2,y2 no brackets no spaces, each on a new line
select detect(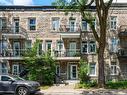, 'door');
13,42,20,56
69,20,75,32
69,42,76,57
70,65,77,79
